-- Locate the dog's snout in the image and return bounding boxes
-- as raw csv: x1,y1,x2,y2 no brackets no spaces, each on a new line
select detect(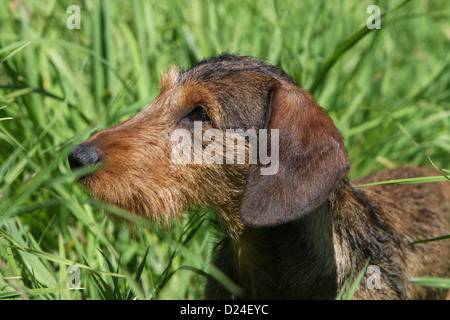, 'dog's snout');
68,143,101,171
